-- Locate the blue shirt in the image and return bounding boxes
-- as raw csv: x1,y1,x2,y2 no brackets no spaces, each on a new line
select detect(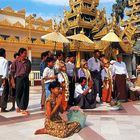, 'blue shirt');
40,61,46,77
